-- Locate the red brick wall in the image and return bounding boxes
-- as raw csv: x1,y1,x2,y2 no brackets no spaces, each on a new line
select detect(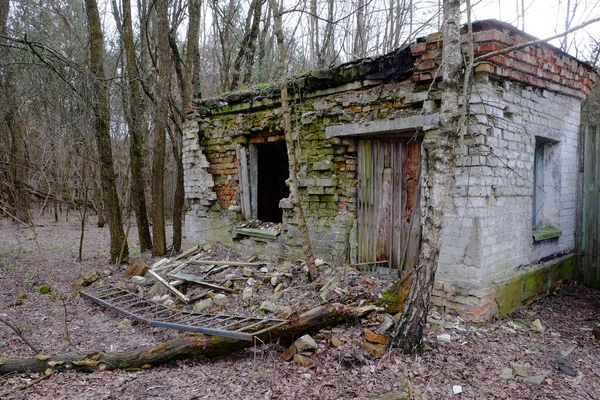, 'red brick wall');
411,20,597,99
